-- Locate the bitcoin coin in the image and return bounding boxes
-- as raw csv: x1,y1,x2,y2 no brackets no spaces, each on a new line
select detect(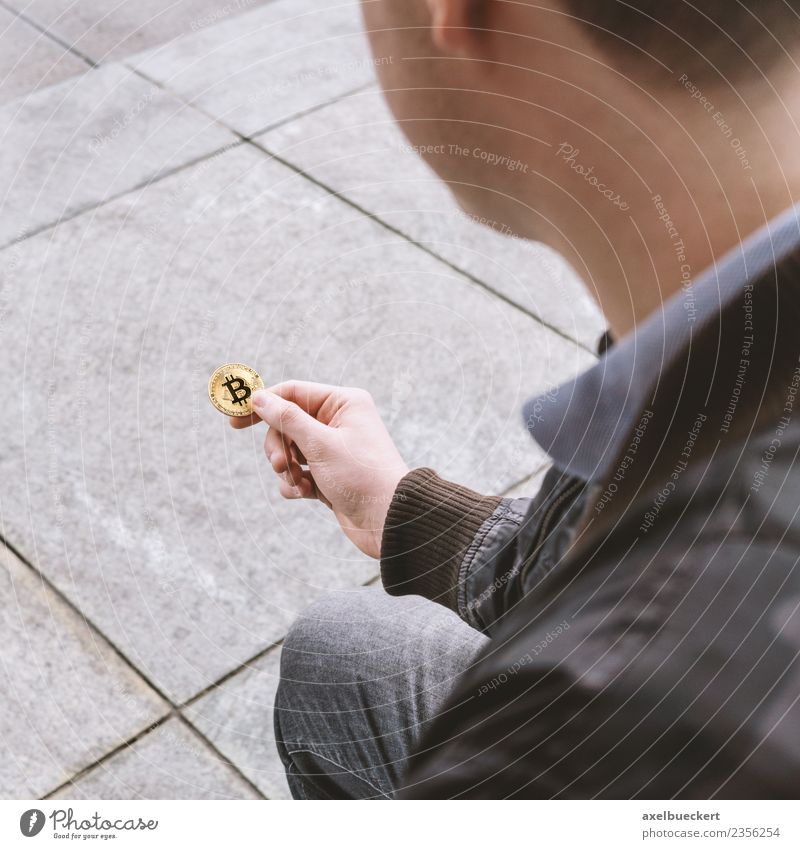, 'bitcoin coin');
208,363,265,417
